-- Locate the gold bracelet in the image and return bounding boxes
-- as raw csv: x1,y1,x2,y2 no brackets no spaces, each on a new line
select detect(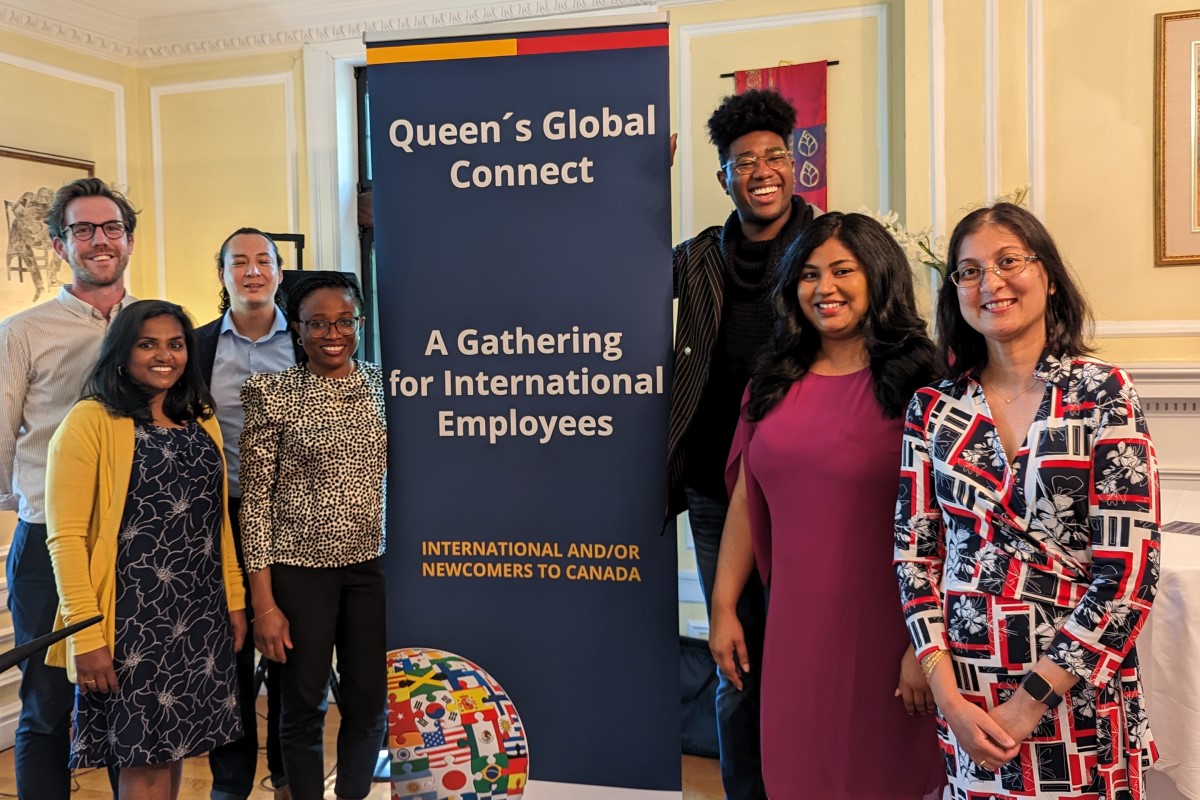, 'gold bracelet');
256,606,279,619
921,649,948,679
